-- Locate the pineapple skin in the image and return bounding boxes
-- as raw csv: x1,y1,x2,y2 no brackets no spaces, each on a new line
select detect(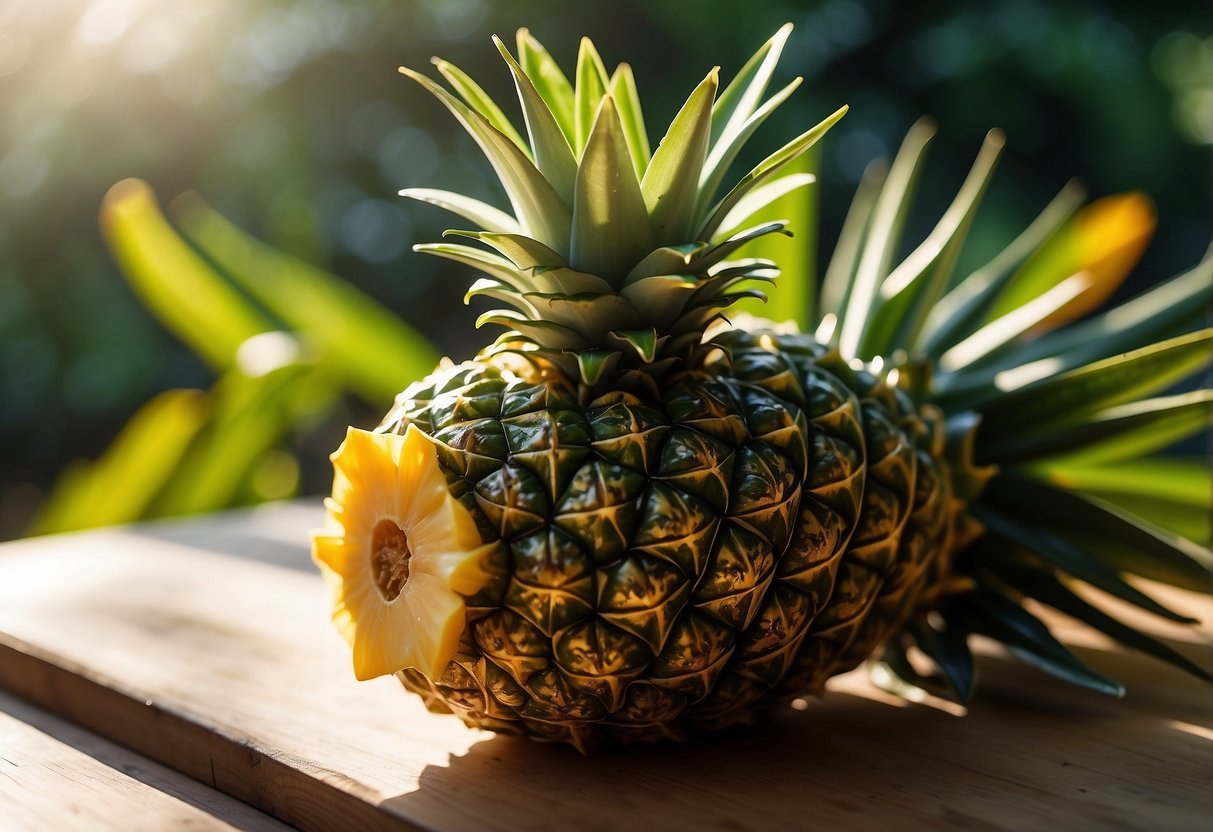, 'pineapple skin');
378,326,957,747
